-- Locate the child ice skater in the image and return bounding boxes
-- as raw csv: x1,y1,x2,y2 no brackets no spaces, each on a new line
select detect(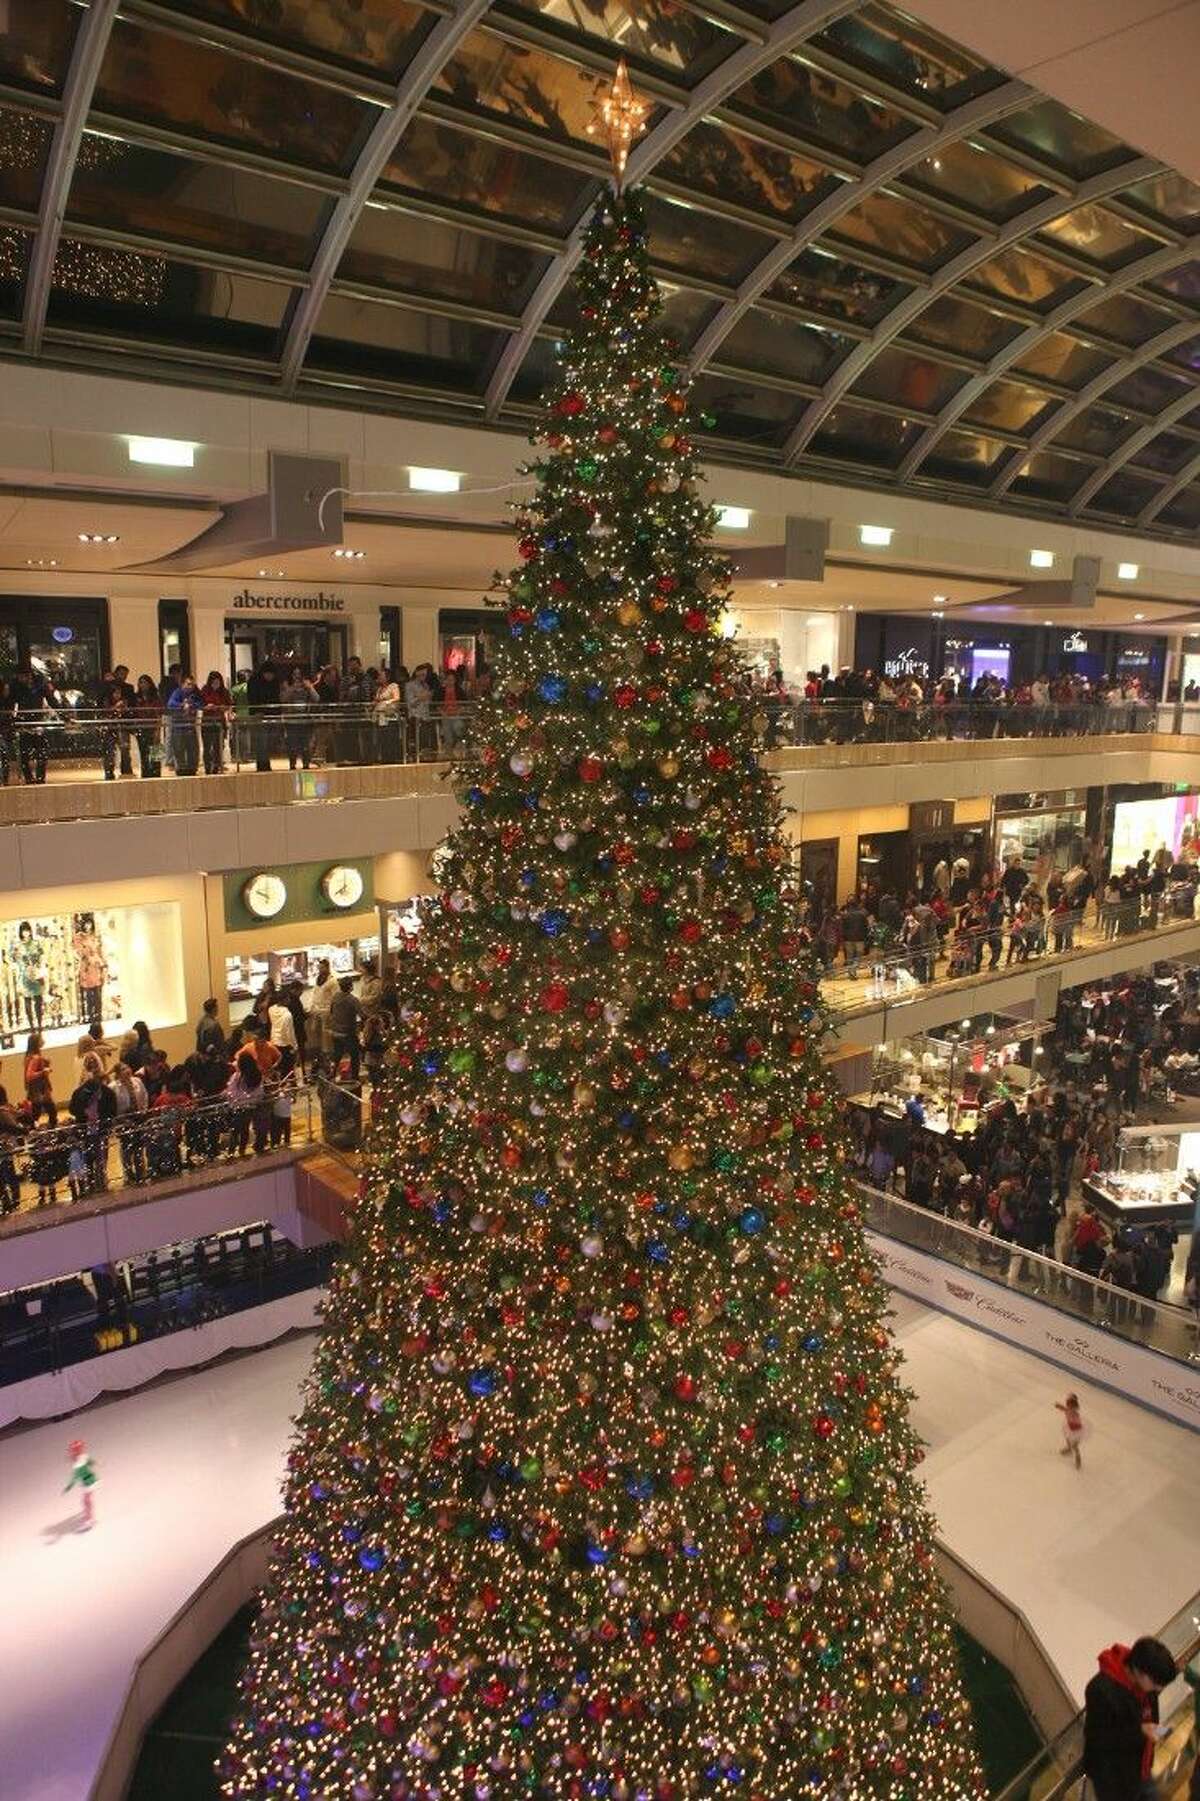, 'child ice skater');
64,1438,98,1529
1055,1392,1084,1469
